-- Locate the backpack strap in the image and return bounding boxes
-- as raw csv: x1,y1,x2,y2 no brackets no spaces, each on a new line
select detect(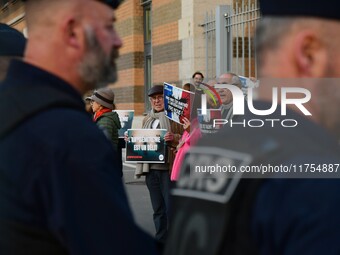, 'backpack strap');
0,85,84,138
